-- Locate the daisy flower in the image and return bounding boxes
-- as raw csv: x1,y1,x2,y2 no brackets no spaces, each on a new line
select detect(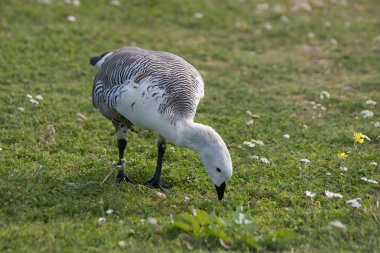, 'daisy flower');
300,158,311,164
305,190,316,198
360,110,374,118
260,157,270,164
361,177,378,185
325,190,343,198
